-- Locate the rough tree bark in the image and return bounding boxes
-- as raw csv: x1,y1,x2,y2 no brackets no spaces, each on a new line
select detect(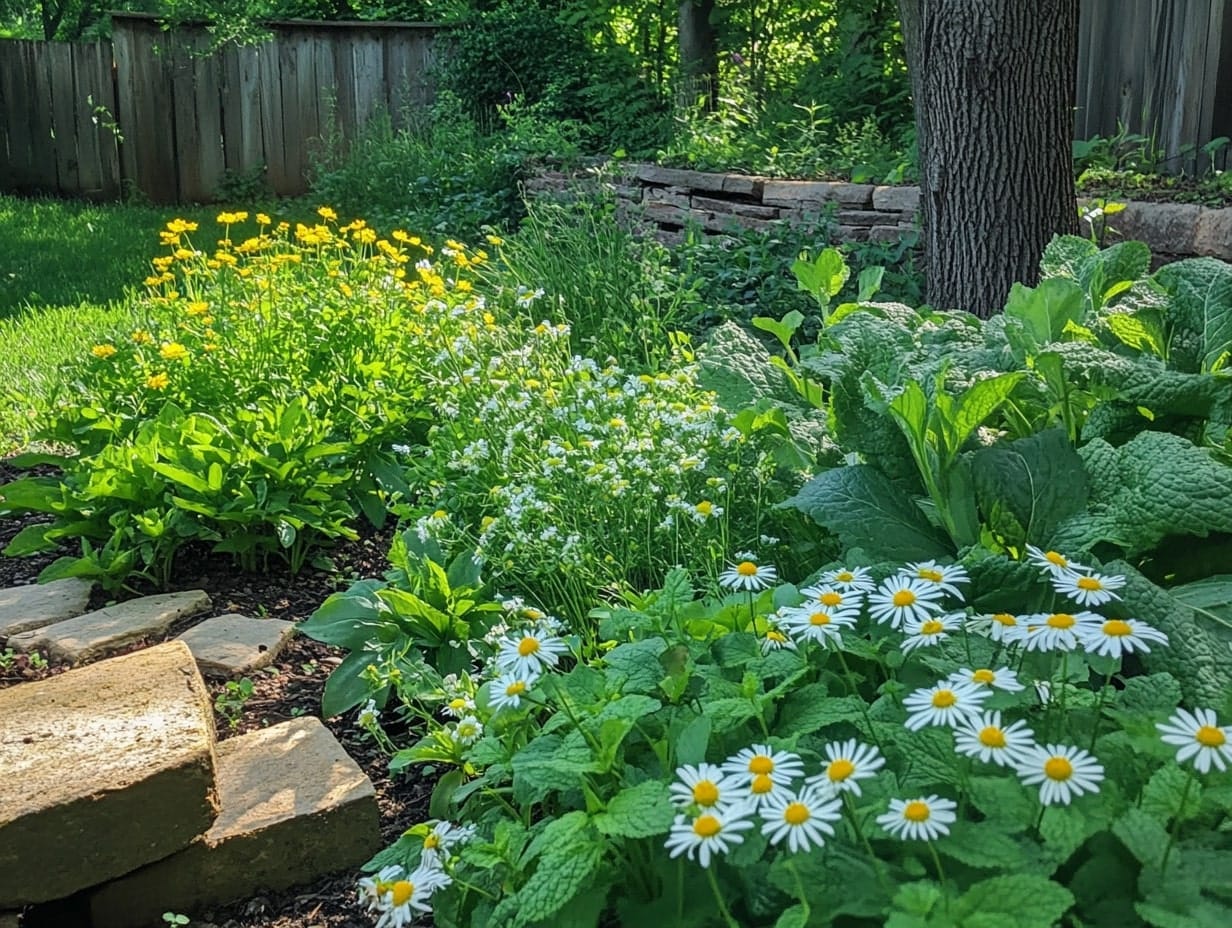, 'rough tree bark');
898,0,1080,318
678,0,719,110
